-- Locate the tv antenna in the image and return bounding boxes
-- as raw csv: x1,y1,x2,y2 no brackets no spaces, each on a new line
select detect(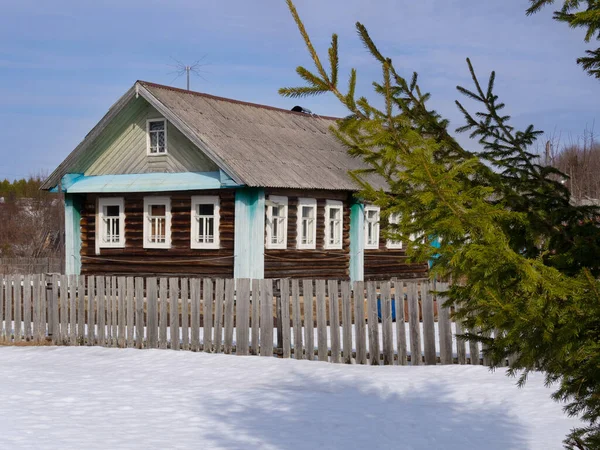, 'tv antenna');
168,56,209,91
